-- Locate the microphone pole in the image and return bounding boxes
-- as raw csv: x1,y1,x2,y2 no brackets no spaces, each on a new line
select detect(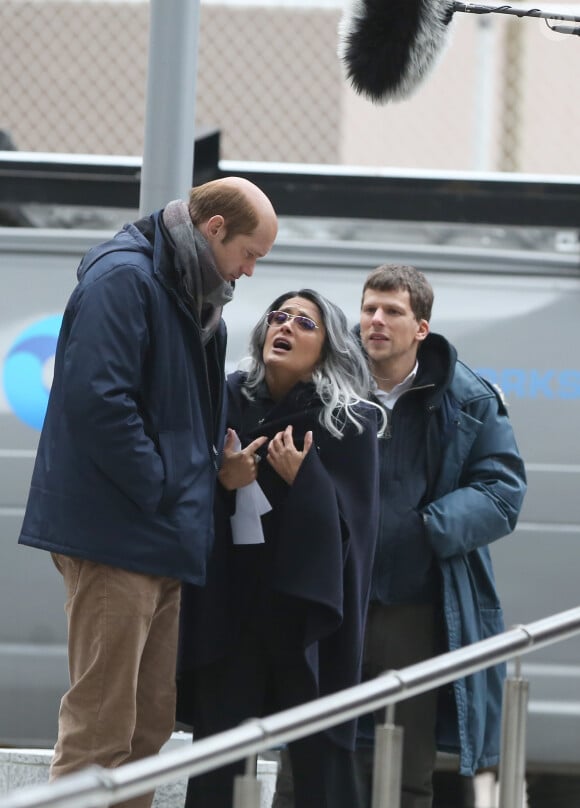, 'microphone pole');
452,2,580,35
336,0,579,103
